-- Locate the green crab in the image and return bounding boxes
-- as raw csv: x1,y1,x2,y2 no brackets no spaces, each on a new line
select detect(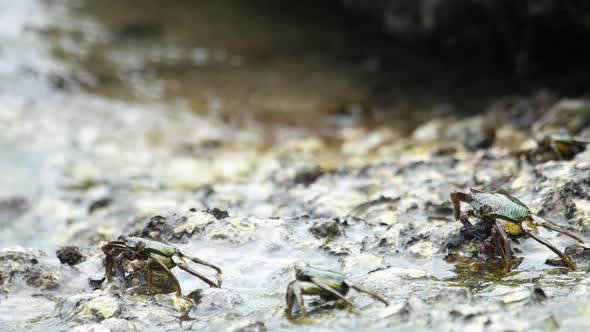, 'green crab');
101,236,222,295
525,134,590,163
286,263,389,319
451,189,585,271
